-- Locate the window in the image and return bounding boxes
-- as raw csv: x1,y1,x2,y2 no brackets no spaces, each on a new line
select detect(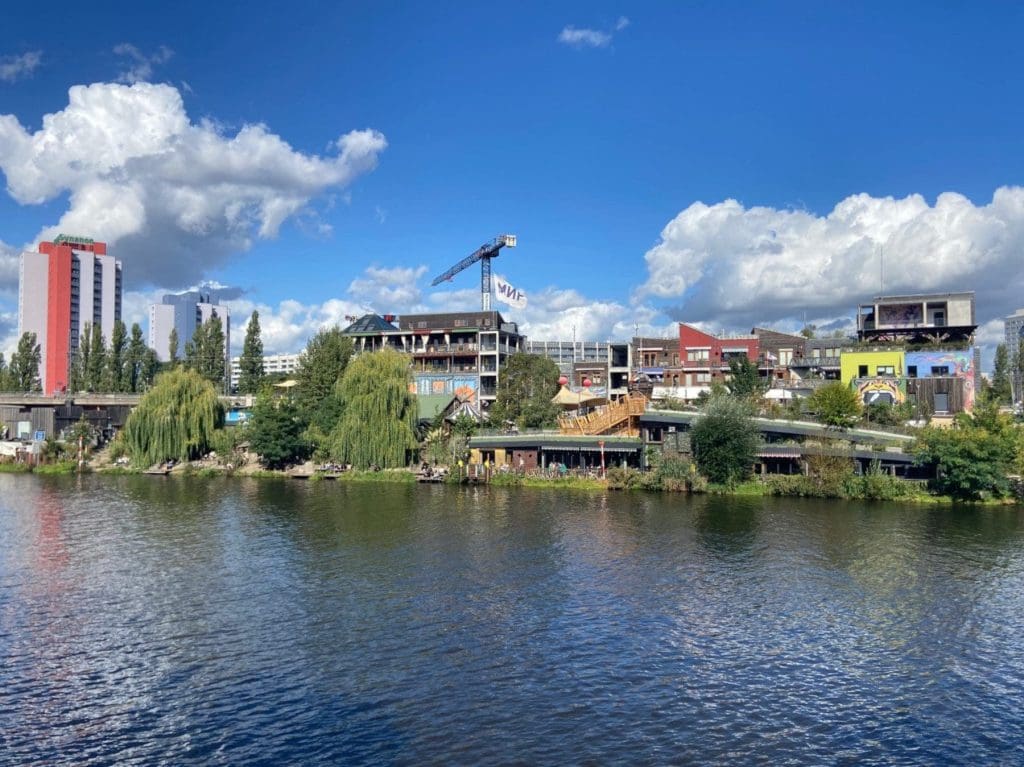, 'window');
780,349,793,365
687,349,709,361
907,365,918,378
877,365,895,376
858,365,869,377
933,392,949,412
931,365,950,376
695,372,710,384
